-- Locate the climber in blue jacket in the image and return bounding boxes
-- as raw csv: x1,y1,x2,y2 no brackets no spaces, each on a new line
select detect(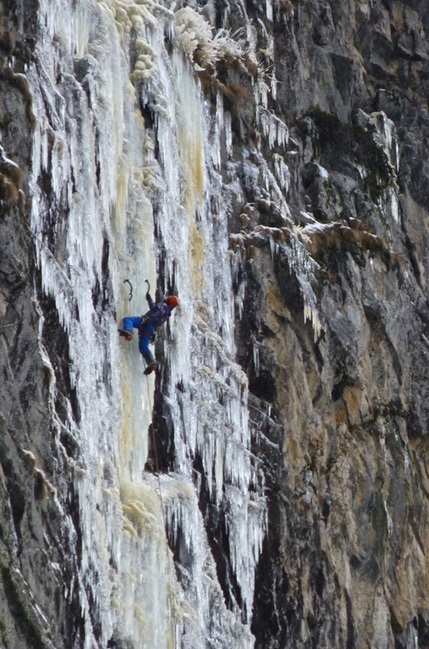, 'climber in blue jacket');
119,291,180,375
